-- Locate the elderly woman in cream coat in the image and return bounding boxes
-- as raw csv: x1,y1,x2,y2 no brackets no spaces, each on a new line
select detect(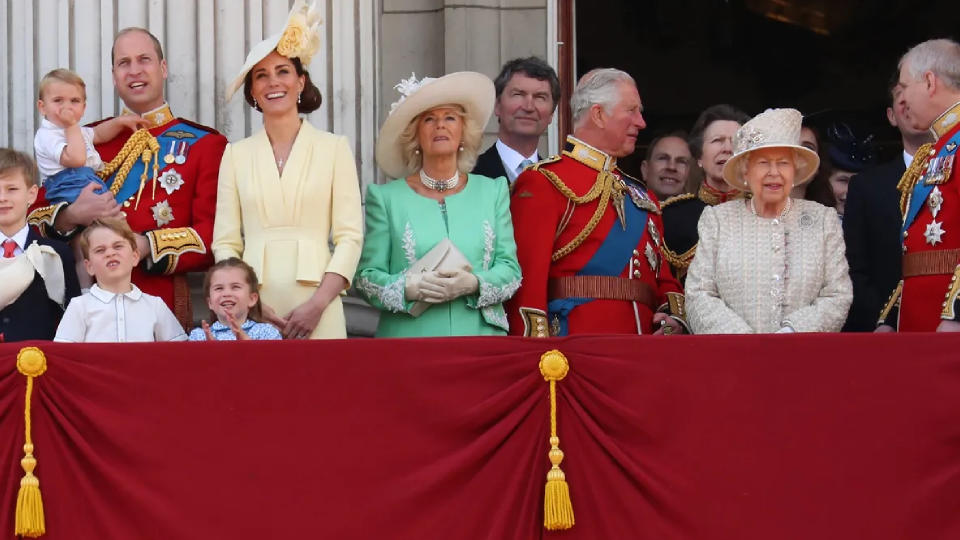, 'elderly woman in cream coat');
213,2,363,339
685,108,852,333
